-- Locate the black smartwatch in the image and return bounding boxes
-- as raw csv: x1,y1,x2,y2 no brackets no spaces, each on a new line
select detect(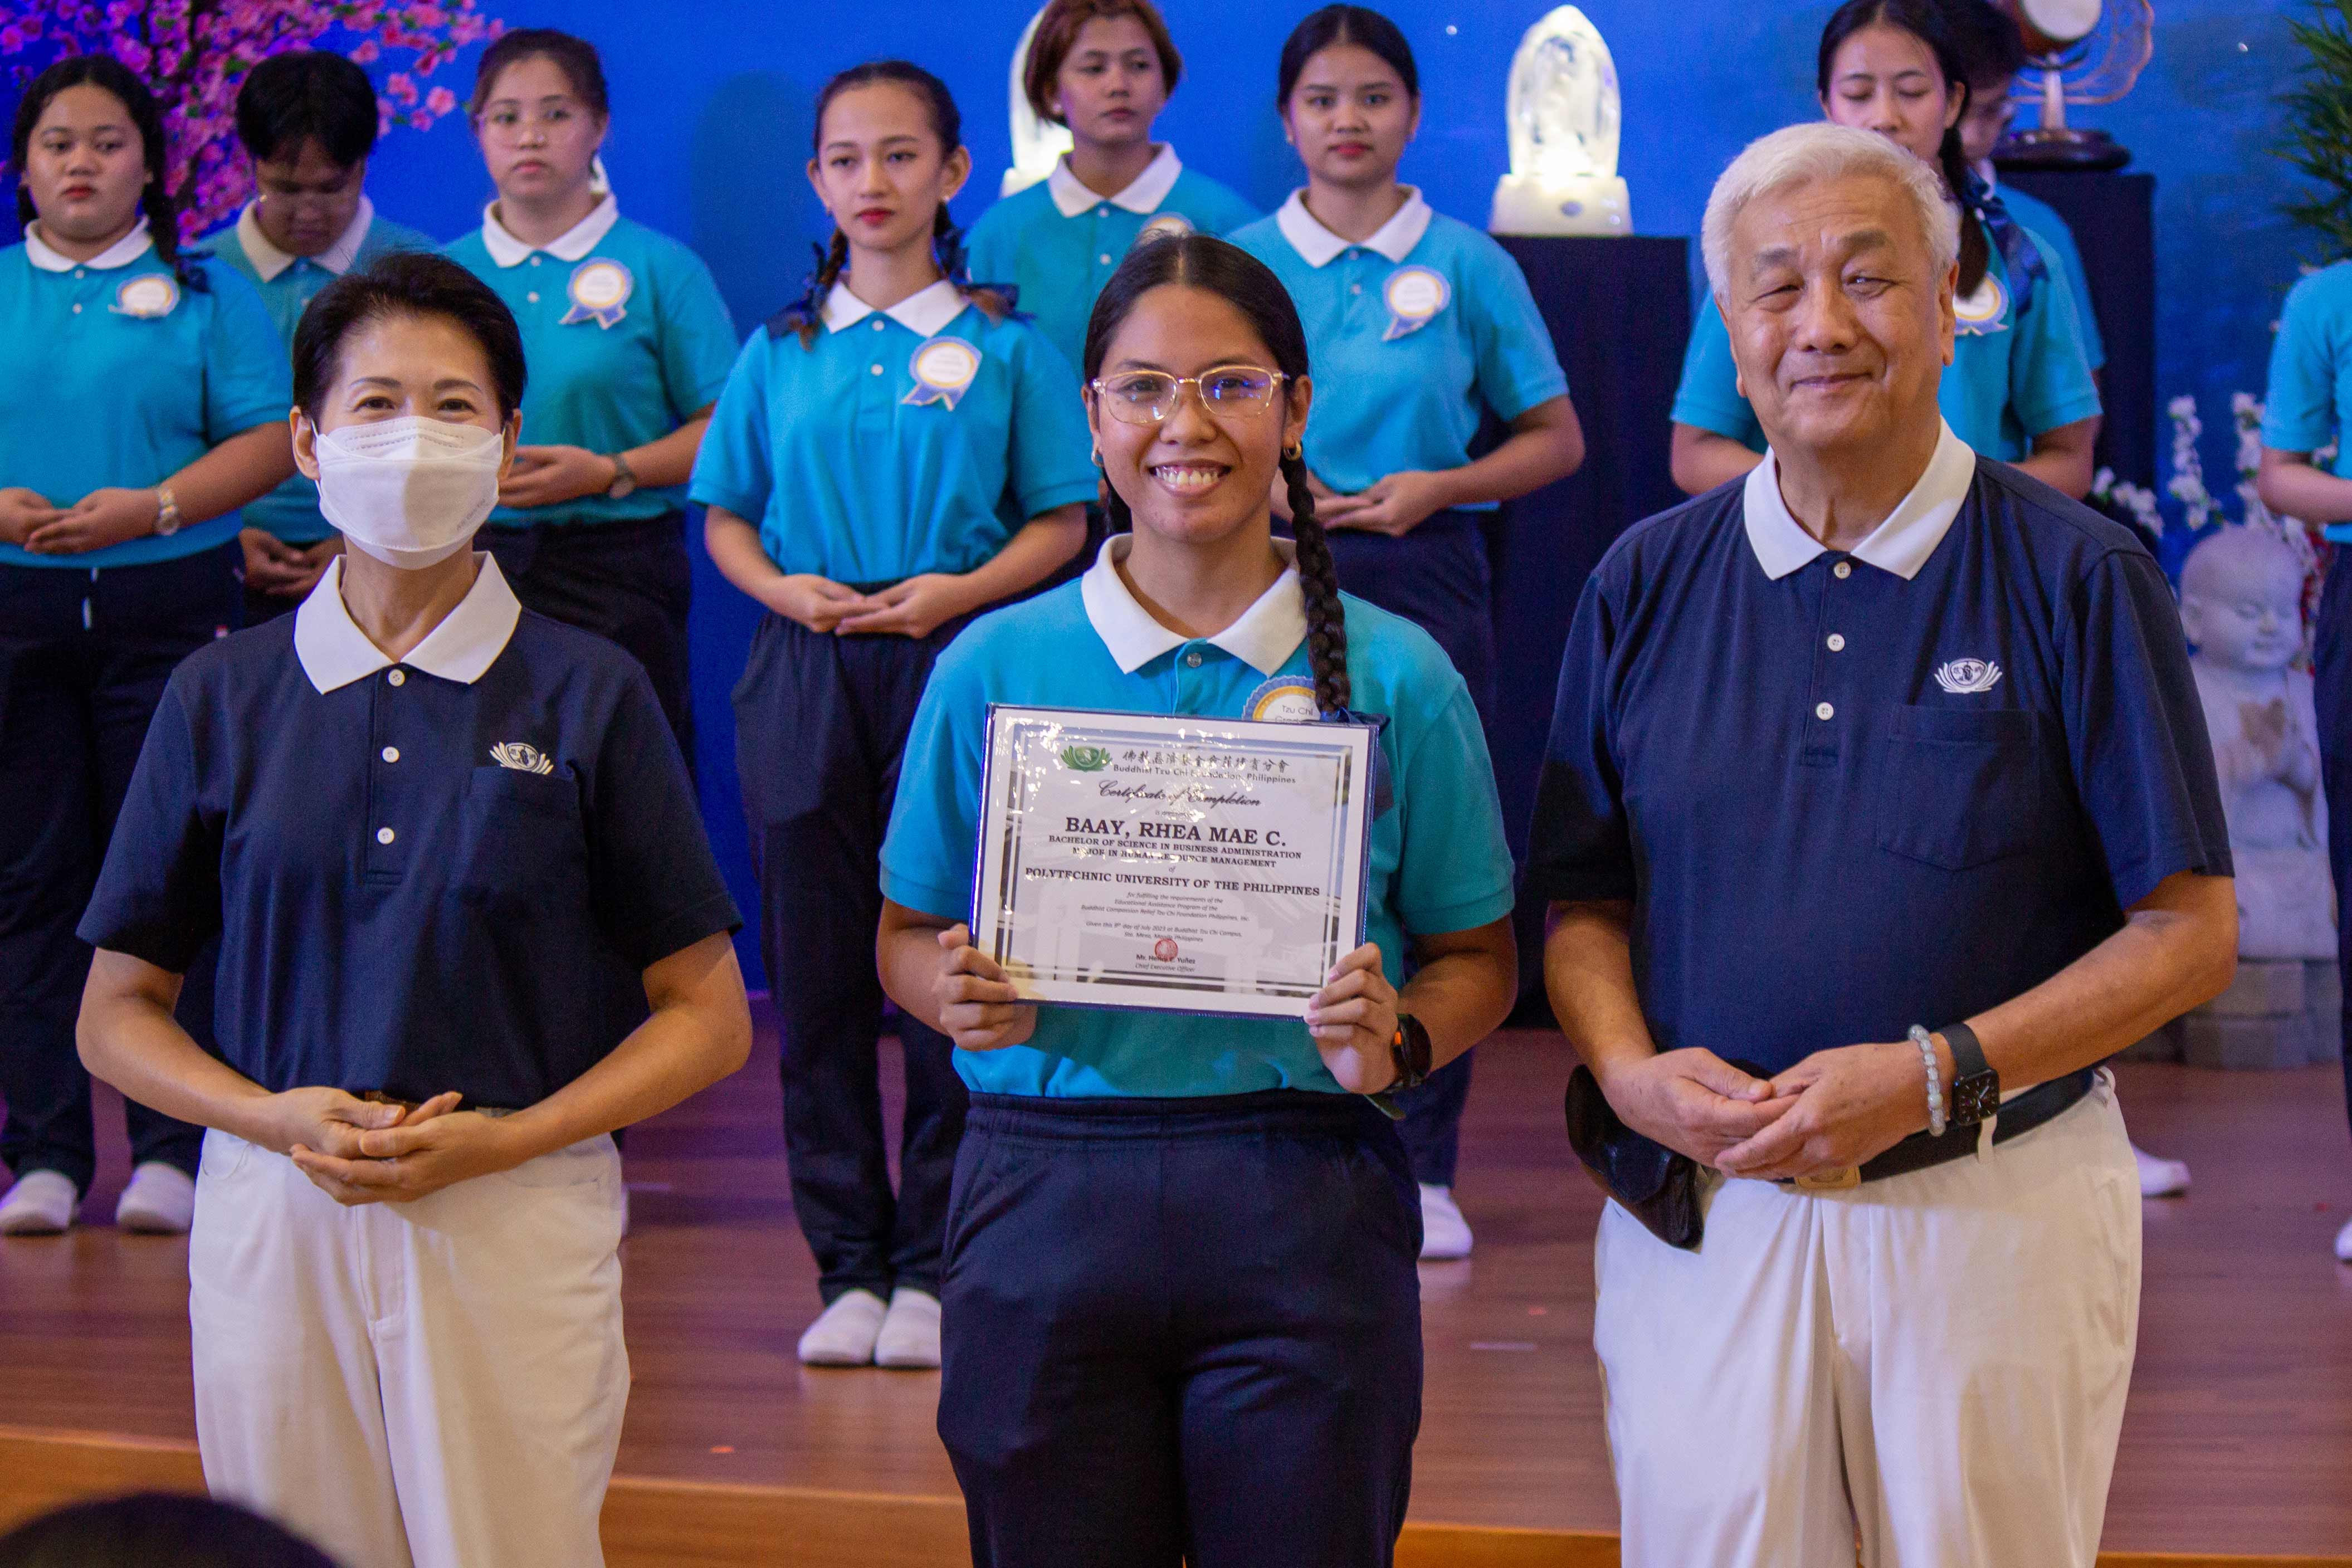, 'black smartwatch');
1940,1020,2000,1127
1388,1013,1433,1094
